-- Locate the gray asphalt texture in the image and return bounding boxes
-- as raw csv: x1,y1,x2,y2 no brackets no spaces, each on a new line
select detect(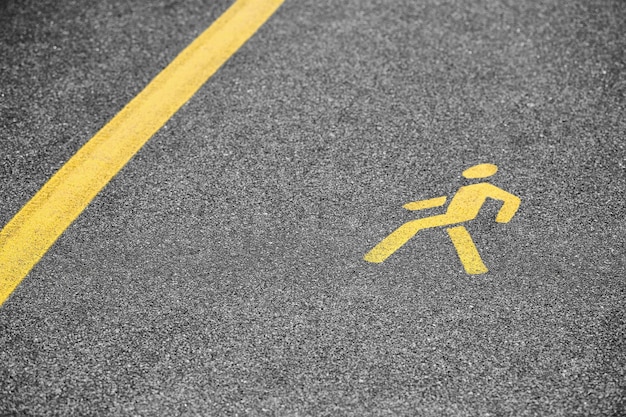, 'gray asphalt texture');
1,0,625,415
